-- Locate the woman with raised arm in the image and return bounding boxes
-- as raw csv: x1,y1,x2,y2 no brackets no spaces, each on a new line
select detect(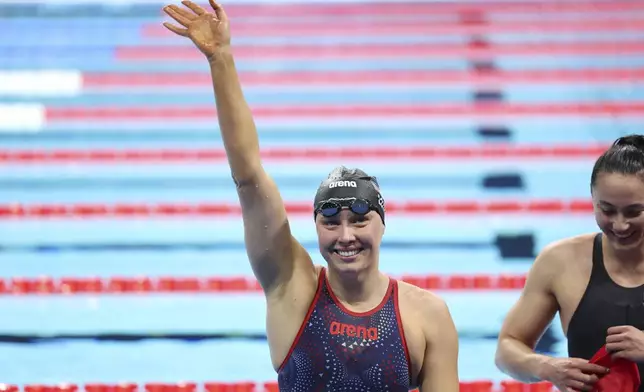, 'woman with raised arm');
162,2,460,390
